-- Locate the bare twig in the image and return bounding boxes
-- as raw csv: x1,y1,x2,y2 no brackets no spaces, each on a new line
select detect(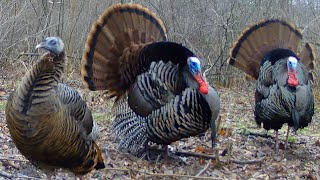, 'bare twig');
0,157,28,162
302,14,320,33
239,130,273,139
67,0,85,52
2,160,20,169
2,23,59,54
195,161,211,177
18,52,79,59
150,148,264,165
18,52,39,58
175,150,264,164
